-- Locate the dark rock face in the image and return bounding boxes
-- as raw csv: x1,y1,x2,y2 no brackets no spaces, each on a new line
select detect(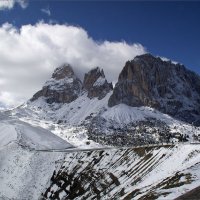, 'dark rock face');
108,54,200,125
31,65,112,104
31,64,82,104
83,67,113,100
52,65,74,80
